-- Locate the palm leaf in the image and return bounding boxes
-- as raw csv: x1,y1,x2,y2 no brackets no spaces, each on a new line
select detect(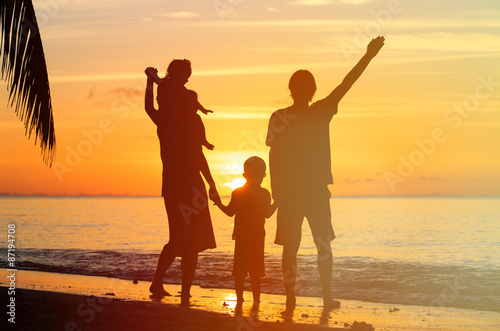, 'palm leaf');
1,0,56,167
